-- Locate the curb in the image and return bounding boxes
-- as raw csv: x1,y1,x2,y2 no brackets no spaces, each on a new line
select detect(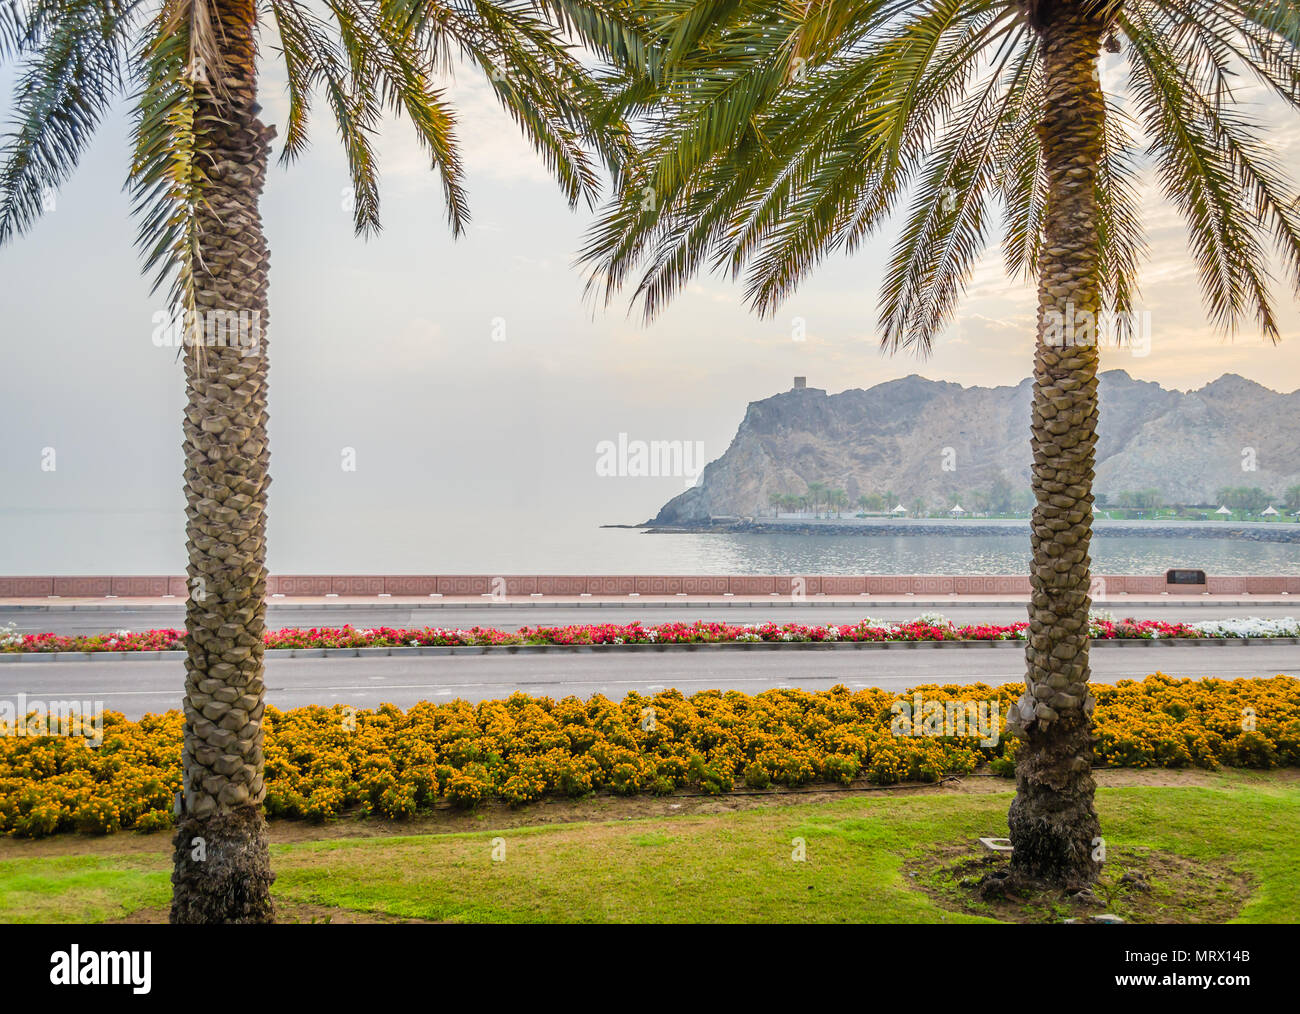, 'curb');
2,597,1294,611
1,636,1297,662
